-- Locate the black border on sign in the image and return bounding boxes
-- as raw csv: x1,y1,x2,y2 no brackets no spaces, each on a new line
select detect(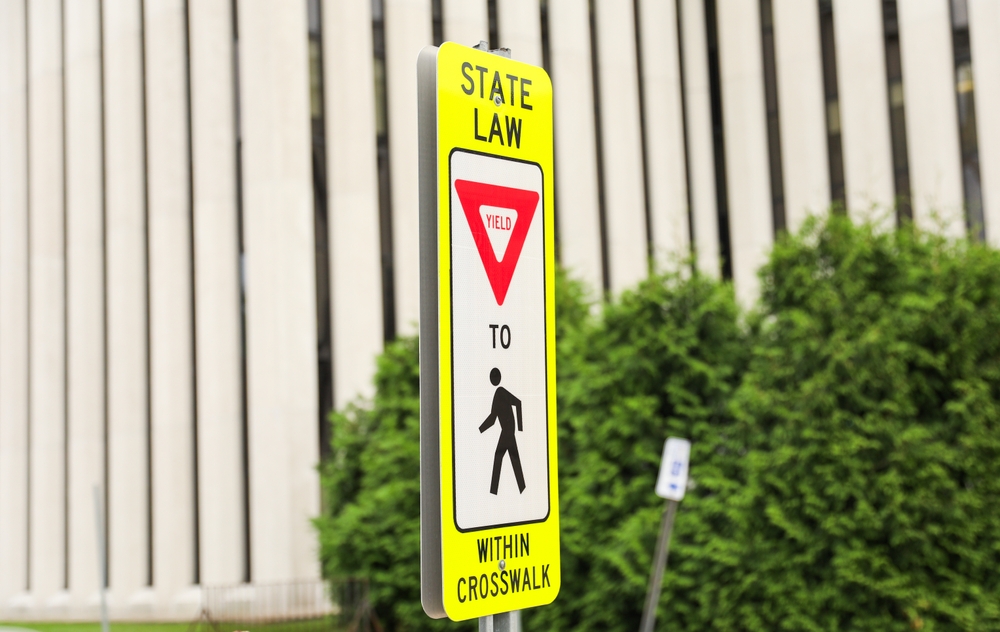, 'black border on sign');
448,146,551,534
